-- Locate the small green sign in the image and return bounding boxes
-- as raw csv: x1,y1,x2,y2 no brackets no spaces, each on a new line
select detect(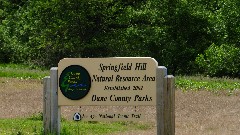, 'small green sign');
59,65,91,100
